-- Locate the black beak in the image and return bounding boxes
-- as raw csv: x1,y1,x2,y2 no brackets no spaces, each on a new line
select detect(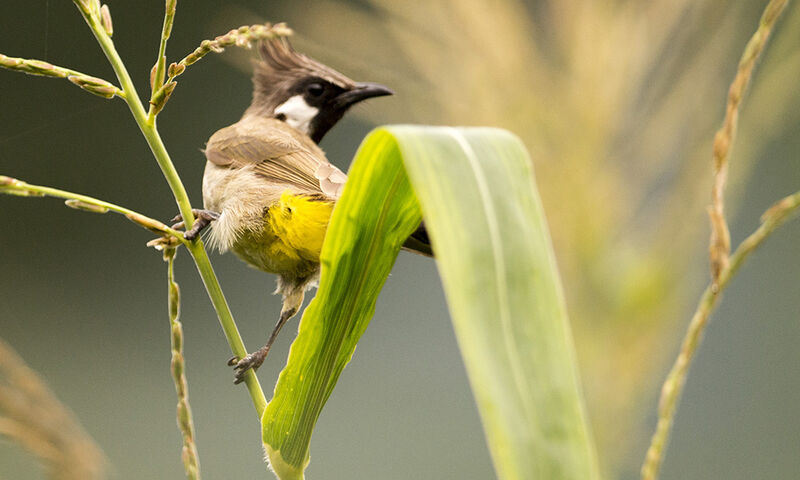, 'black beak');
334,82,394,109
